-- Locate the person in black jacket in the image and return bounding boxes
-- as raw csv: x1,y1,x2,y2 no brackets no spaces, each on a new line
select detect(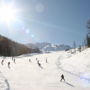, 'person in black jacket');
60,74,65,82
37,60,43,69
